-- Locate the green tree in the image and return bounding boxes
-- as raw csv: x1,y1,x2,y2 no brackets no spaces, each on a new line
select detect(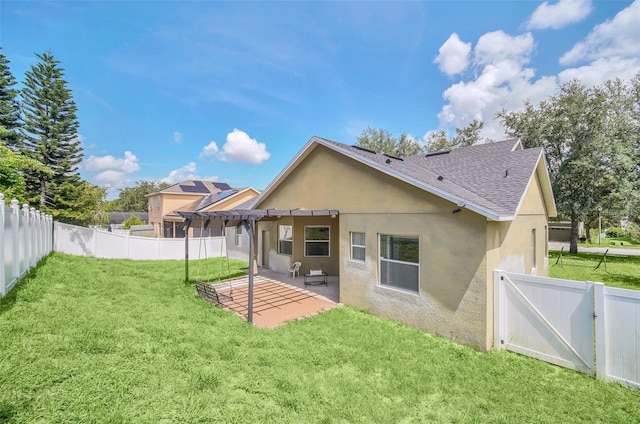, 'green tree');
424,120,485,152
116,180,171,212
122,214,144,229
0,47,21,148
51,180,107,226
498,76,638,253
356,127,424,157
0,139,52,203
20,51,82,211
